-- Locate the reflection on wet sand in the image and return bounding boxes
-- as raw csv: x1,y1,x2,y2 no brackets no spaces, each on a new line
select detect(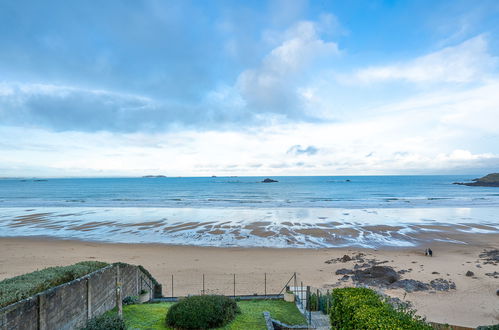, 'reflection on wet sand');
1,207,498,248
